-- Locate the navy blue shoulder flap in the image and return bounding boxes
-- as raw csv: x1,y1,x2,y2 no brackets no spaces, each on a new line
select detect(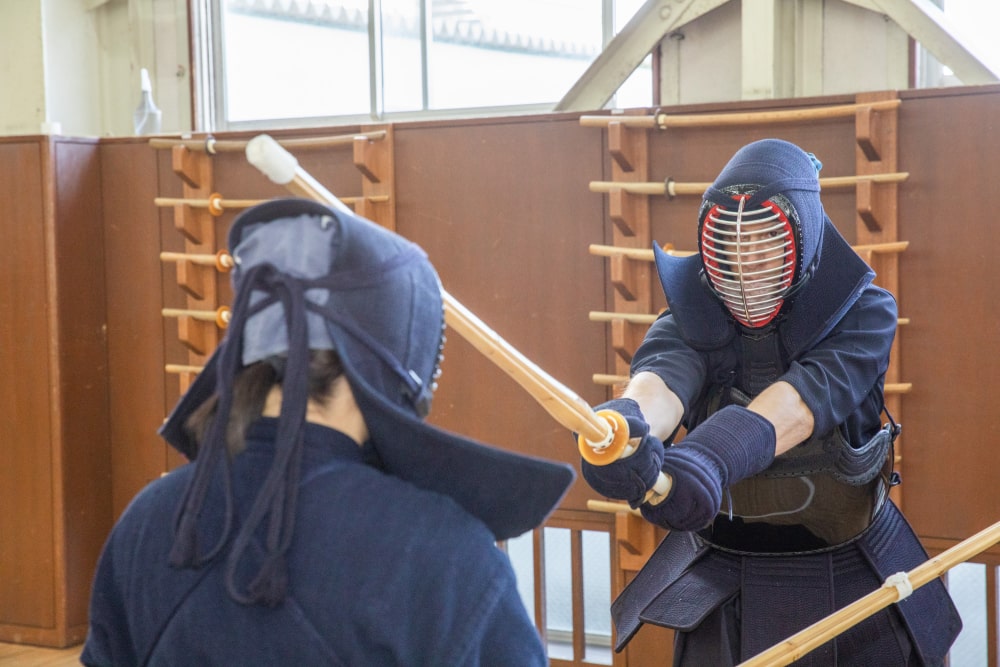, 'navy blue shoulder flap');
651,249,735,350
778,219,875,358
